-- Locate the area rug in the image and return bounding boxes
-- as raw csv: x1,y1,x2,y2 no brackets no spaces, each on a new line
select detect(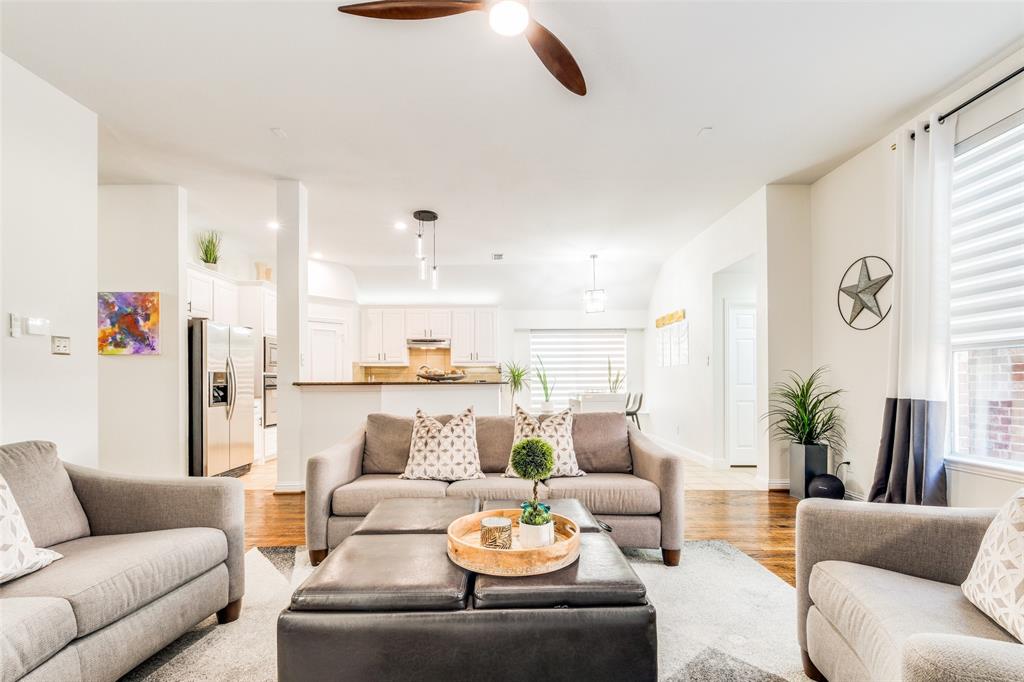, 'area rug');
125,541,808,681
